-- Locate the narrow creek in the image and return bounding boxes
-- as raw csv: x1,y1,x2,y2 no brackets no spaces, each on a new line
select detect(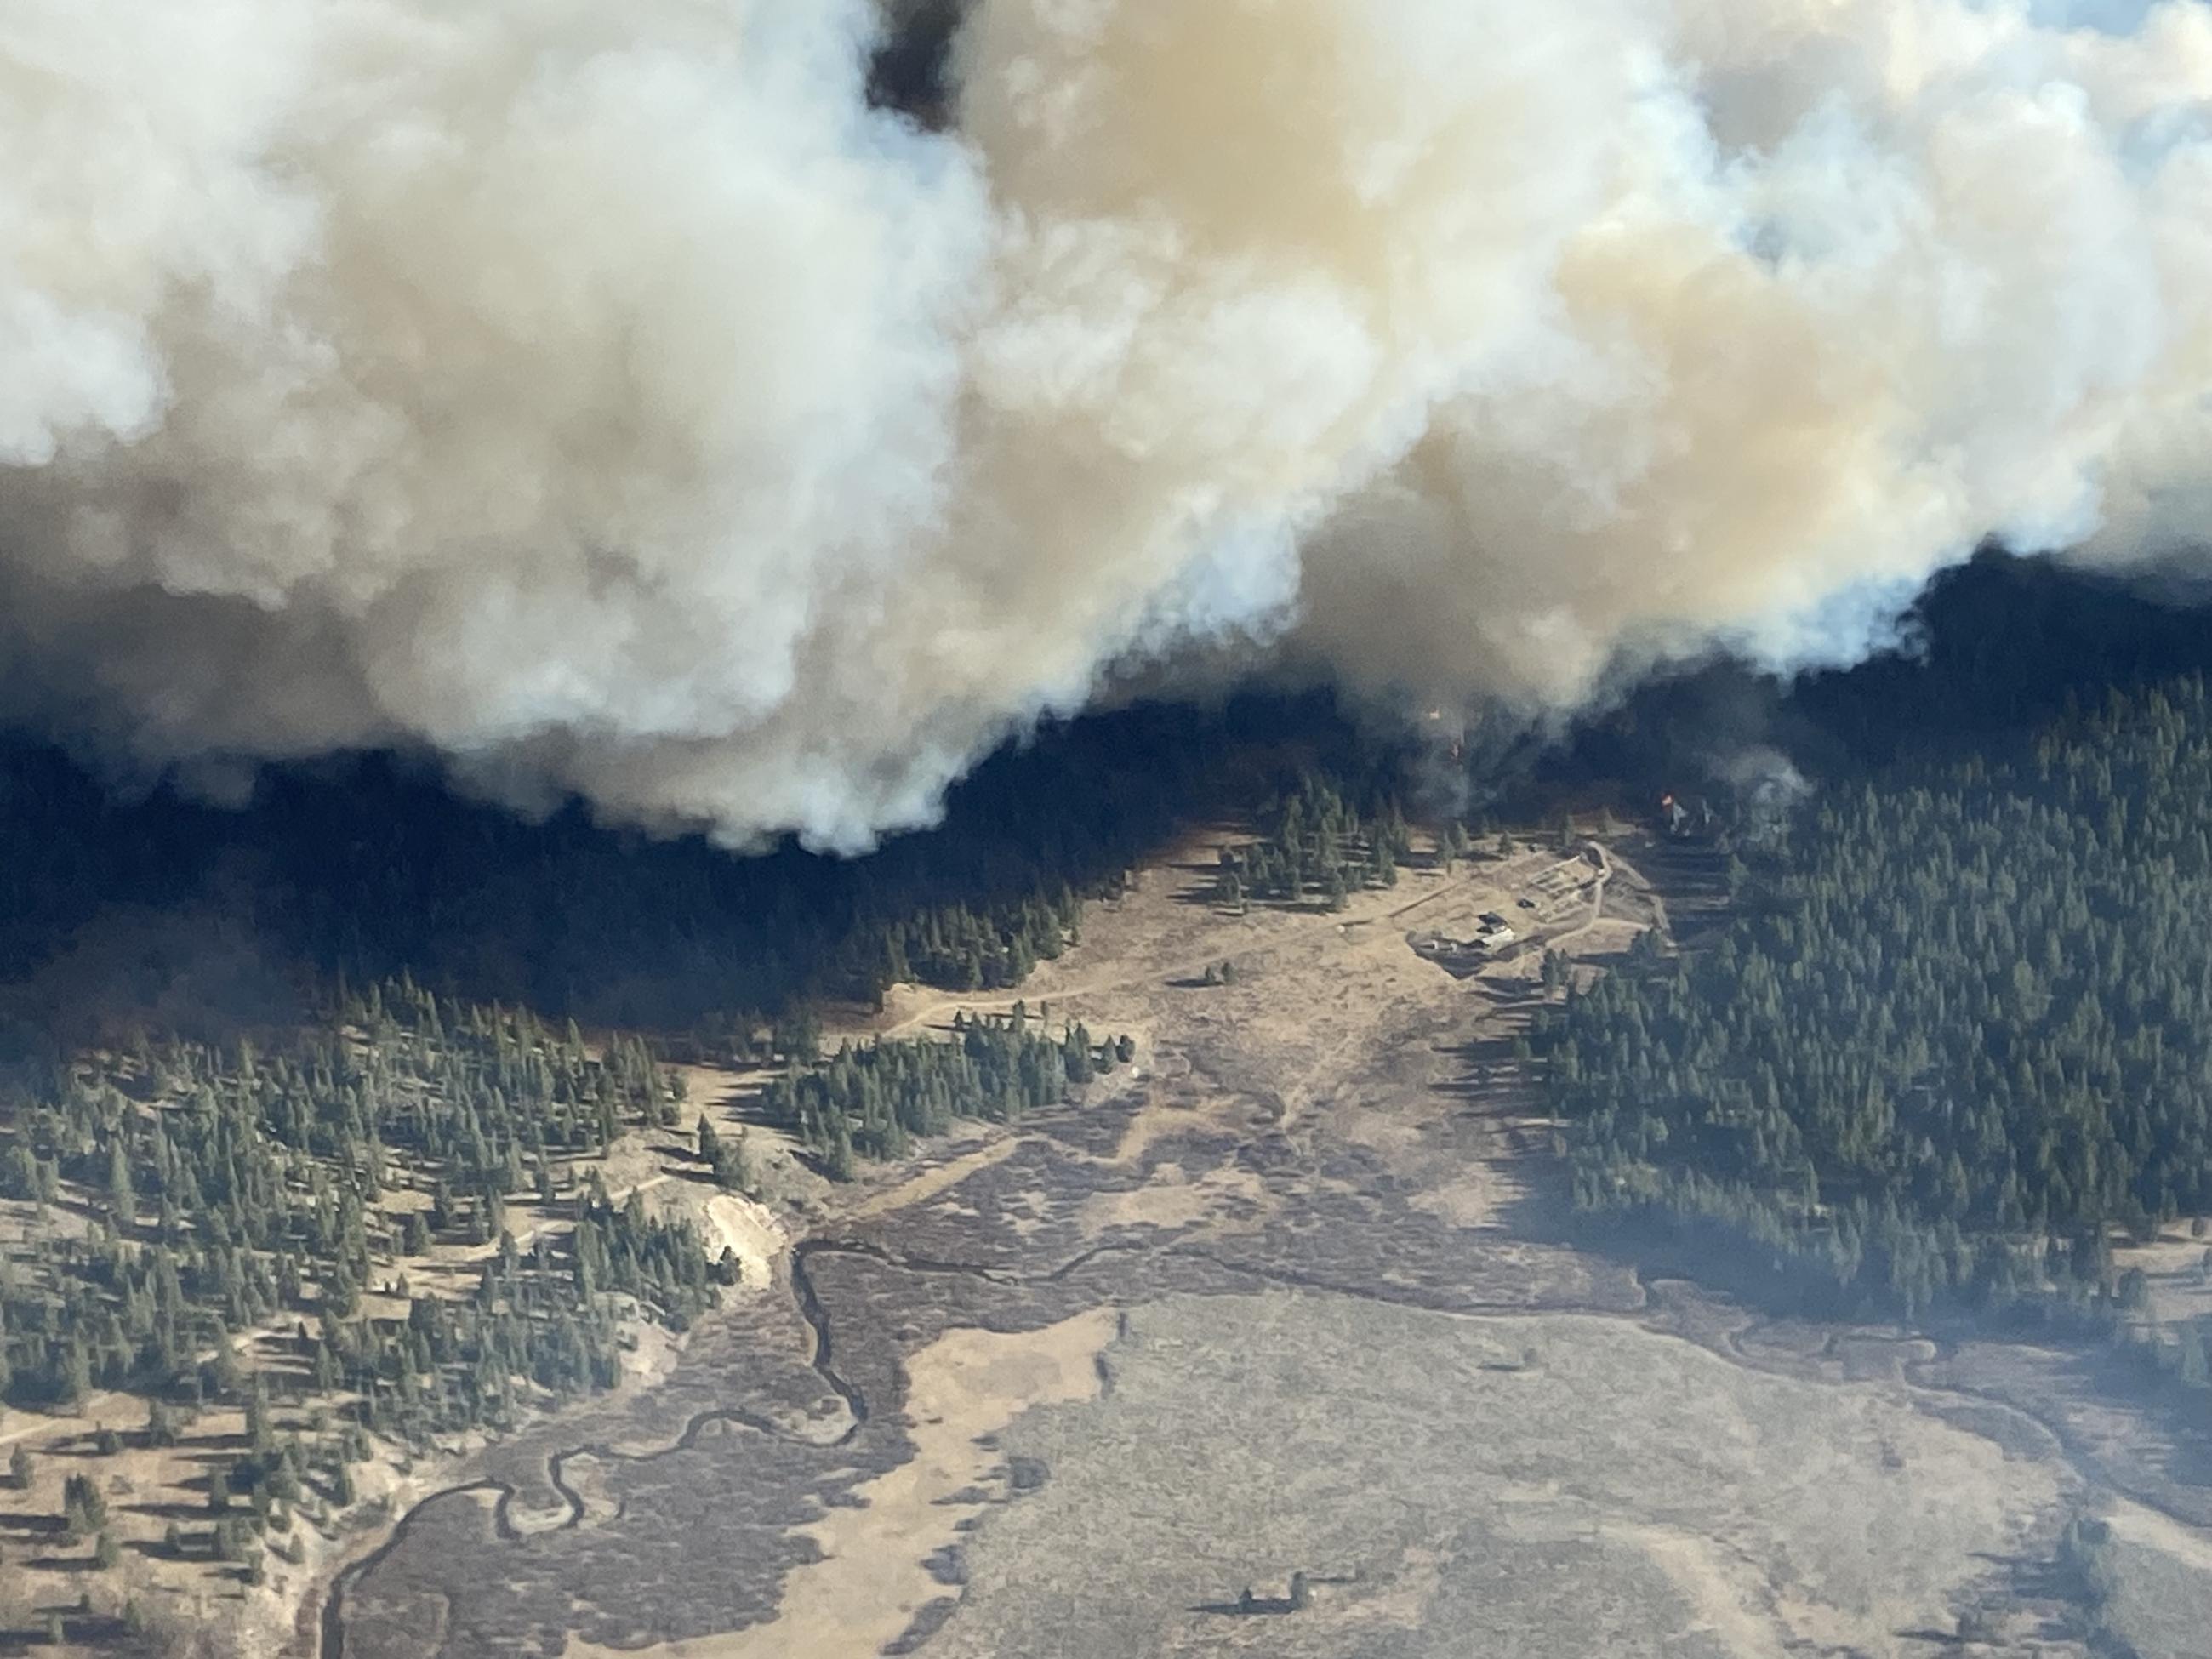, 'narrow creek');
317,1220,2168,1659
309,1217,1626,1659
318,1240,865,1659
317,1233,1129,1657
